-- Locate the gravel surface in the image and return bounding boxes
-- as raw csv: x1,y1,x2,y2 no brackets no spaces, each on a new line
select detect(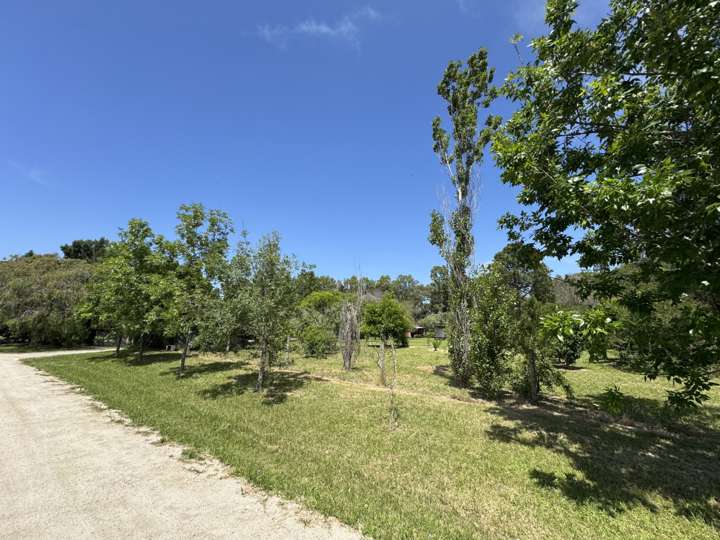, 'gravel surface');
0,350,363,539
